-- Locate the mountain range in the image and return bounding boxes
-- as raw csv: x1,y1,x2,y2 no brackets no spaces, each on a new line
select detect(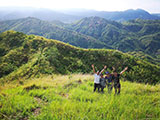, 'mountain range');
68,17,160,57
0,17,160,60
0,17,110,49
0,7,160,23
0,7,82,23
61,8,160,22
